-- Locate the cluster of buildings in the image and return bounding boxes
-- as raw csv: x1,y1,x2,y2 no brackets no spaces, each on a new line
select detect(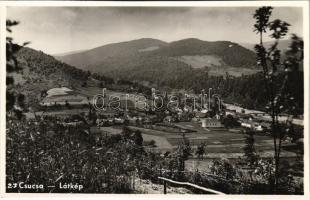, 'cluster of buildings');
39,87,276,132
224,106,271,132
95,112,160,127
